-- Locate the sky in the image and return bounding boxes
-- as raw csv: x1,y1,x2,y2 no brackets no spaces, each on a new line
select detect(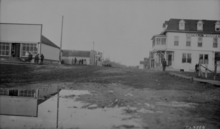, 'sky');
1,0,220,66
